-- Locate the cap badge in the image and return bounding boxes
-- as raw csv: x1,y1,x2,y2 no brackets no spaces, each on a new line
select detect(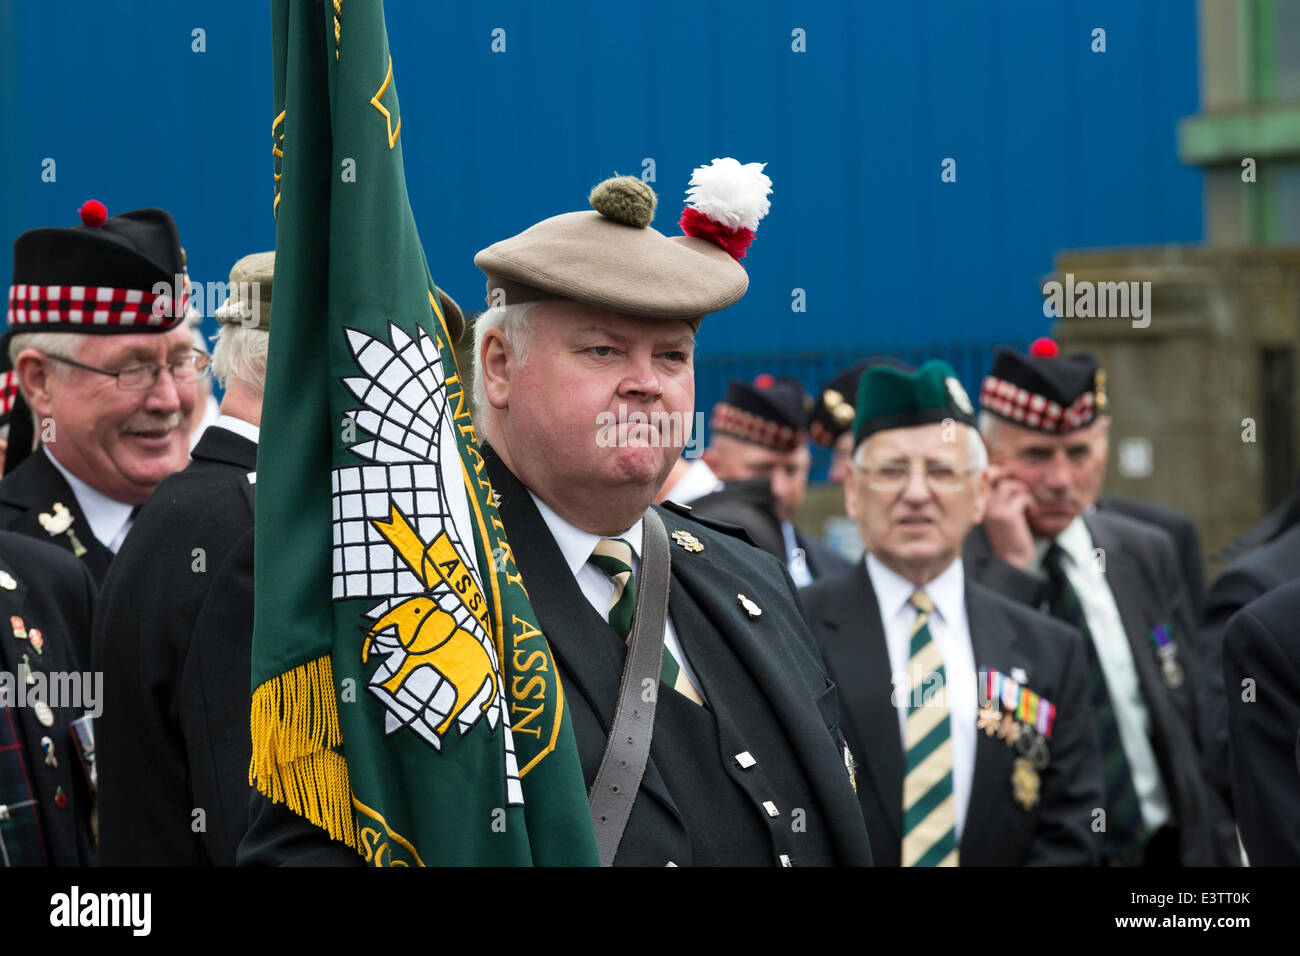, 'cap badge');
945,377,974,416
737,593,762,618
